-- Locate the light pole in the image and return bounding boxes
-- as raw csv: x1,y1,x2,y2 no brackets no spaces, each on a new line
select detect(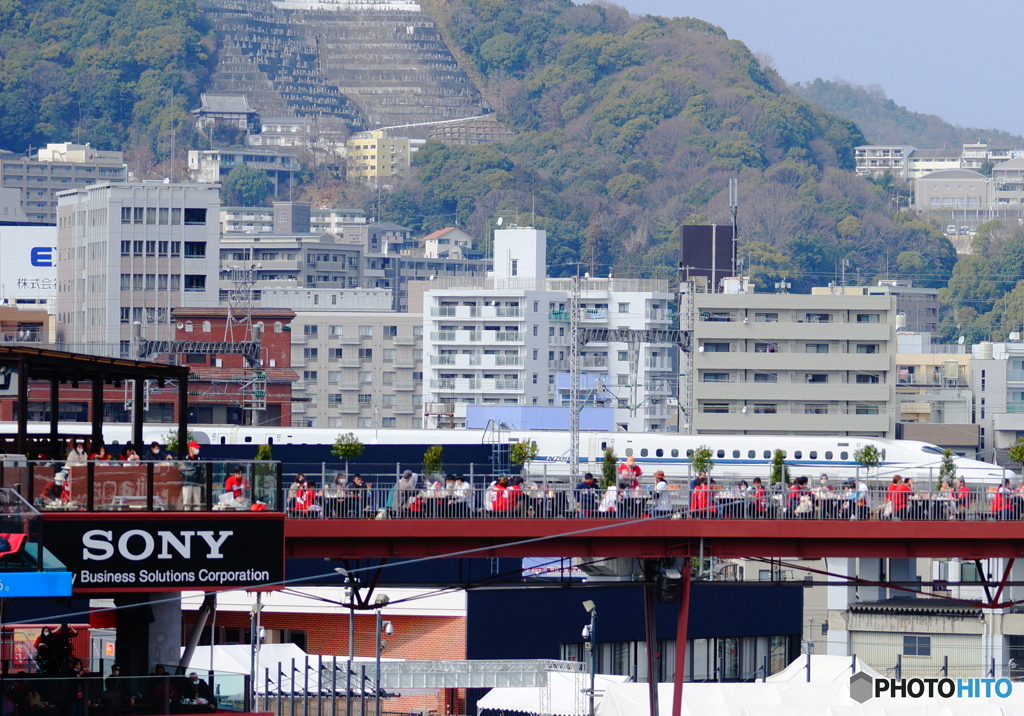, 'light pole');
335,568,357,716
374,594,391,716
582,600,597,716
